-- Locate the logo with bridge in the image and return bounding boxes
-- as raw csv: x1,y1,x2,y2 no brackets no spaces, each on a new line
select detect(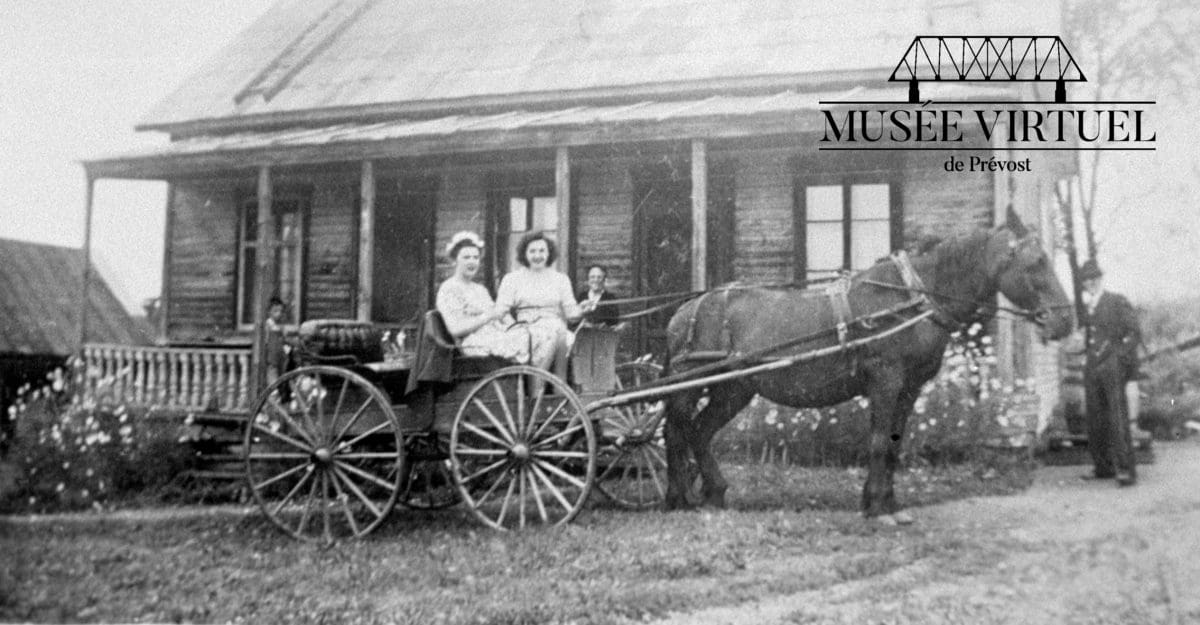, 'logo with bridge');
818,35,1155,152
890,36,1085,104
